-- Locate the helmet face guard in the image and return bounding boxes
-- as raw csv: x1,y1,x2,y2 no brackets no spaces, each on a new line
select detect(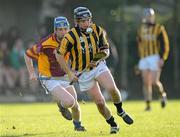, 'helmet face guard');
142,8,155,23
54,16,70,30
74,7,92,21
